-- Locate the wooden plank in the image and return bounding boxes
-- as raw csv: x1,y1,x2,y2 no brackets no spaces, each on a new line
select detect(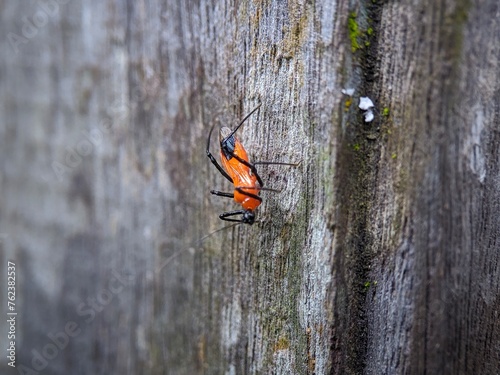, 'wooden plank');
0,1,499,374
